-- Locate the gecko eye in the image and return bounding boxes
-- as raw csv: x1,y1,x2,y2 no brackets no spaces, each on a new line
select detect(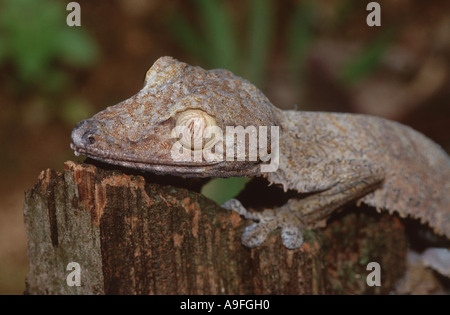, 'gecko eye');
175,109,218,150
